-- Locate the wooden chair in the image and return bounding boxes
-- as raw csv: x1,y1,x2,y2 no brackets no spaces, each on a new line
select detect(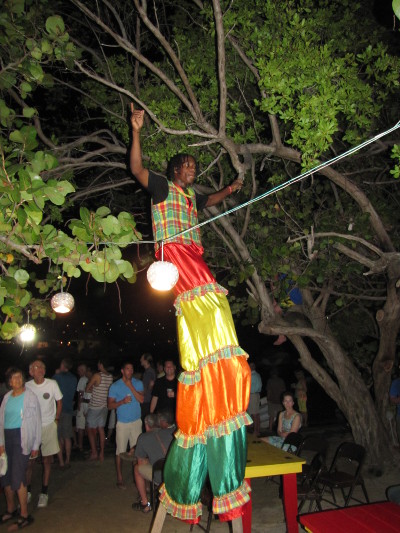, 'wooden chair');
318,441,369,507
